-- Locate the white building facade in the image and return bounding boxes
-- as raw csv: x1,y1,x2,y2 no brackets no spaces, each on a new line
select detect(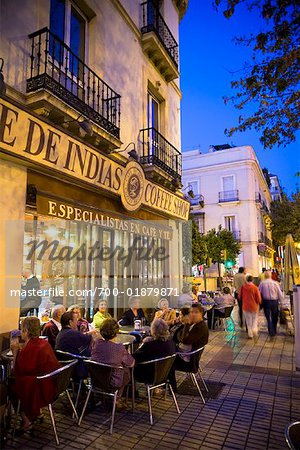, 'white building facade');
182,145,274,277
